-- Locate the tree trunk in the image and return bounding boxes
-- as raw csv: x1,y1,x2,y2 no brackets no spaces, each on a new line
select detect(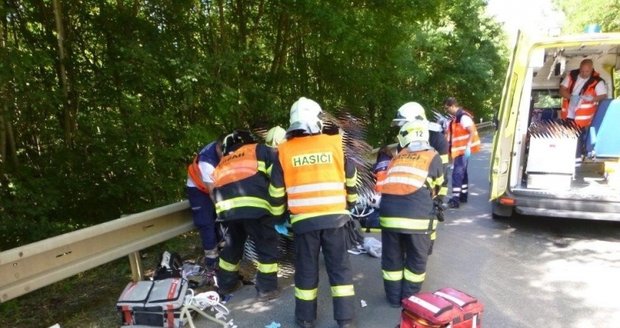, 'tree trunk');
0,14,6,169
52,0,74,146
